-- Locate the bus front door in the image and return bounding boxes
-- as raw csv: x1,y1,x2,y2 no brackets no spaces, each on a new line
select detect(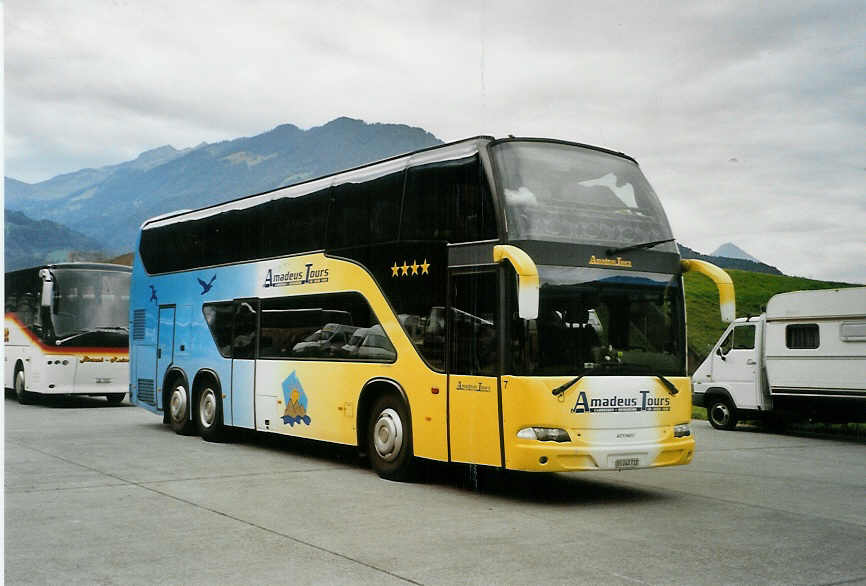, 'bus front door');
230,299,257,429
447,271,502,467
155,306,176,410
